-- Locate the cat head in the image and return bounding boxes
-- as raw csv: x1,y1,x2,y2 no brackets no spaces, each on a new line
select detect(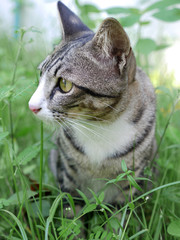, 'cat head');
29,1,136,124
